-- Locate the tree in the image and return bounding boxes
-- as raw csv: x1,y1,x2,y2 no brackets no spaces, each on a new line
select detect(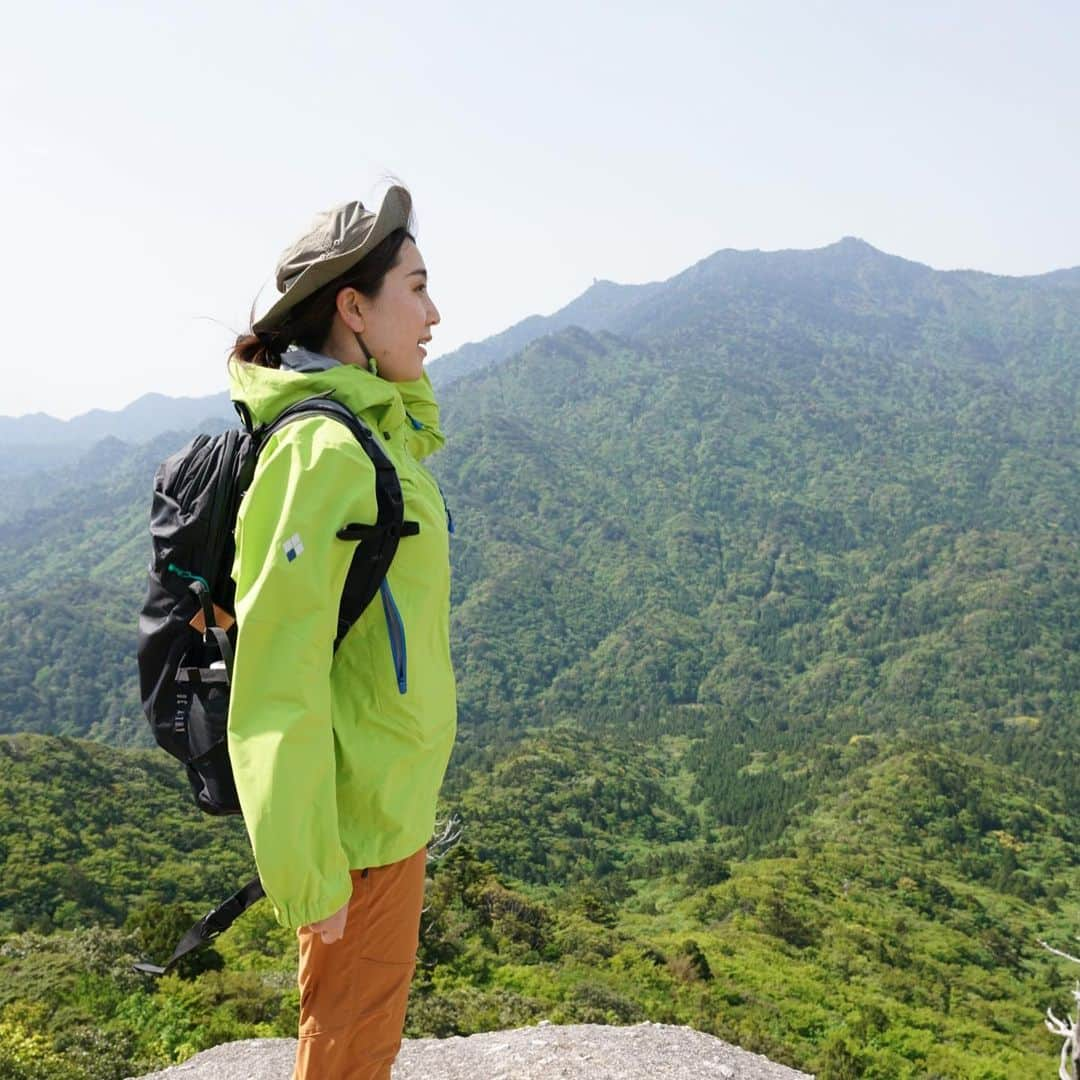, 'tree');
1041,937,1080,1080
125,902,224,980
